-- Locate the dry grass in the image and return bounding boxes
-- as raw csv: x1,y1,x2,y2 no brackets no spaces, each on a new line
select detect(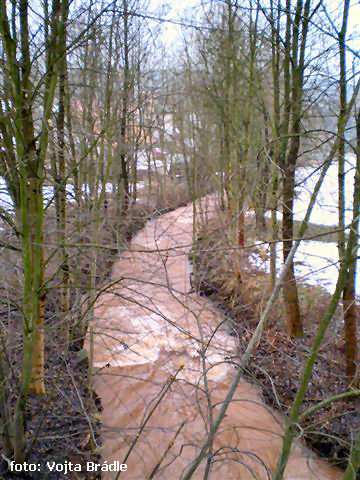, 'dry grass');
142,177,190,212
191,213,282,328
191,211,359,471
0,178,192,477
